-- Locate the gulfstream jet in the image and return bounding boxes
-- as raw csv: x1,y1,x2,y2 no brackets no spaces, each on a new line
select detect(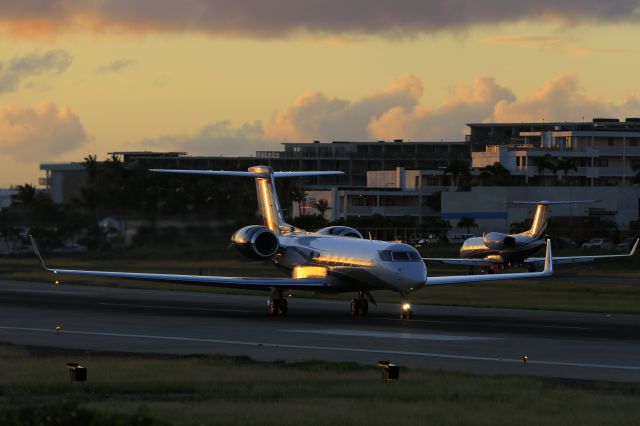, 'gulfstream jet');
424,200,638,273
31,166,553,319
